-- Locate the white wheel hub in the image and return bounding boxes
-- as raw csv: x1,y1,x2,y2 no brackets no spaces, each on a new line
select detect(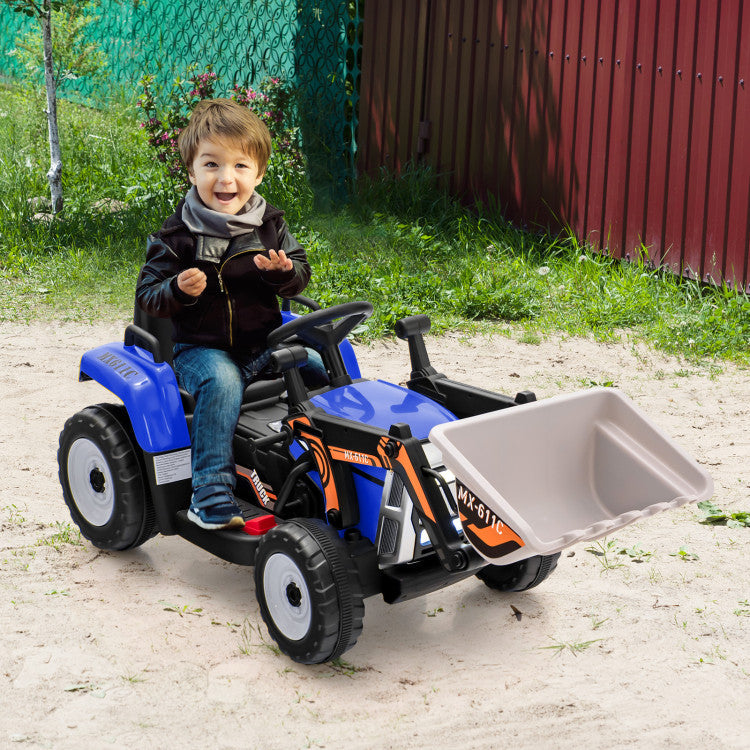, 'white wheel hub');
263,553,311,641
67,438,115,526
